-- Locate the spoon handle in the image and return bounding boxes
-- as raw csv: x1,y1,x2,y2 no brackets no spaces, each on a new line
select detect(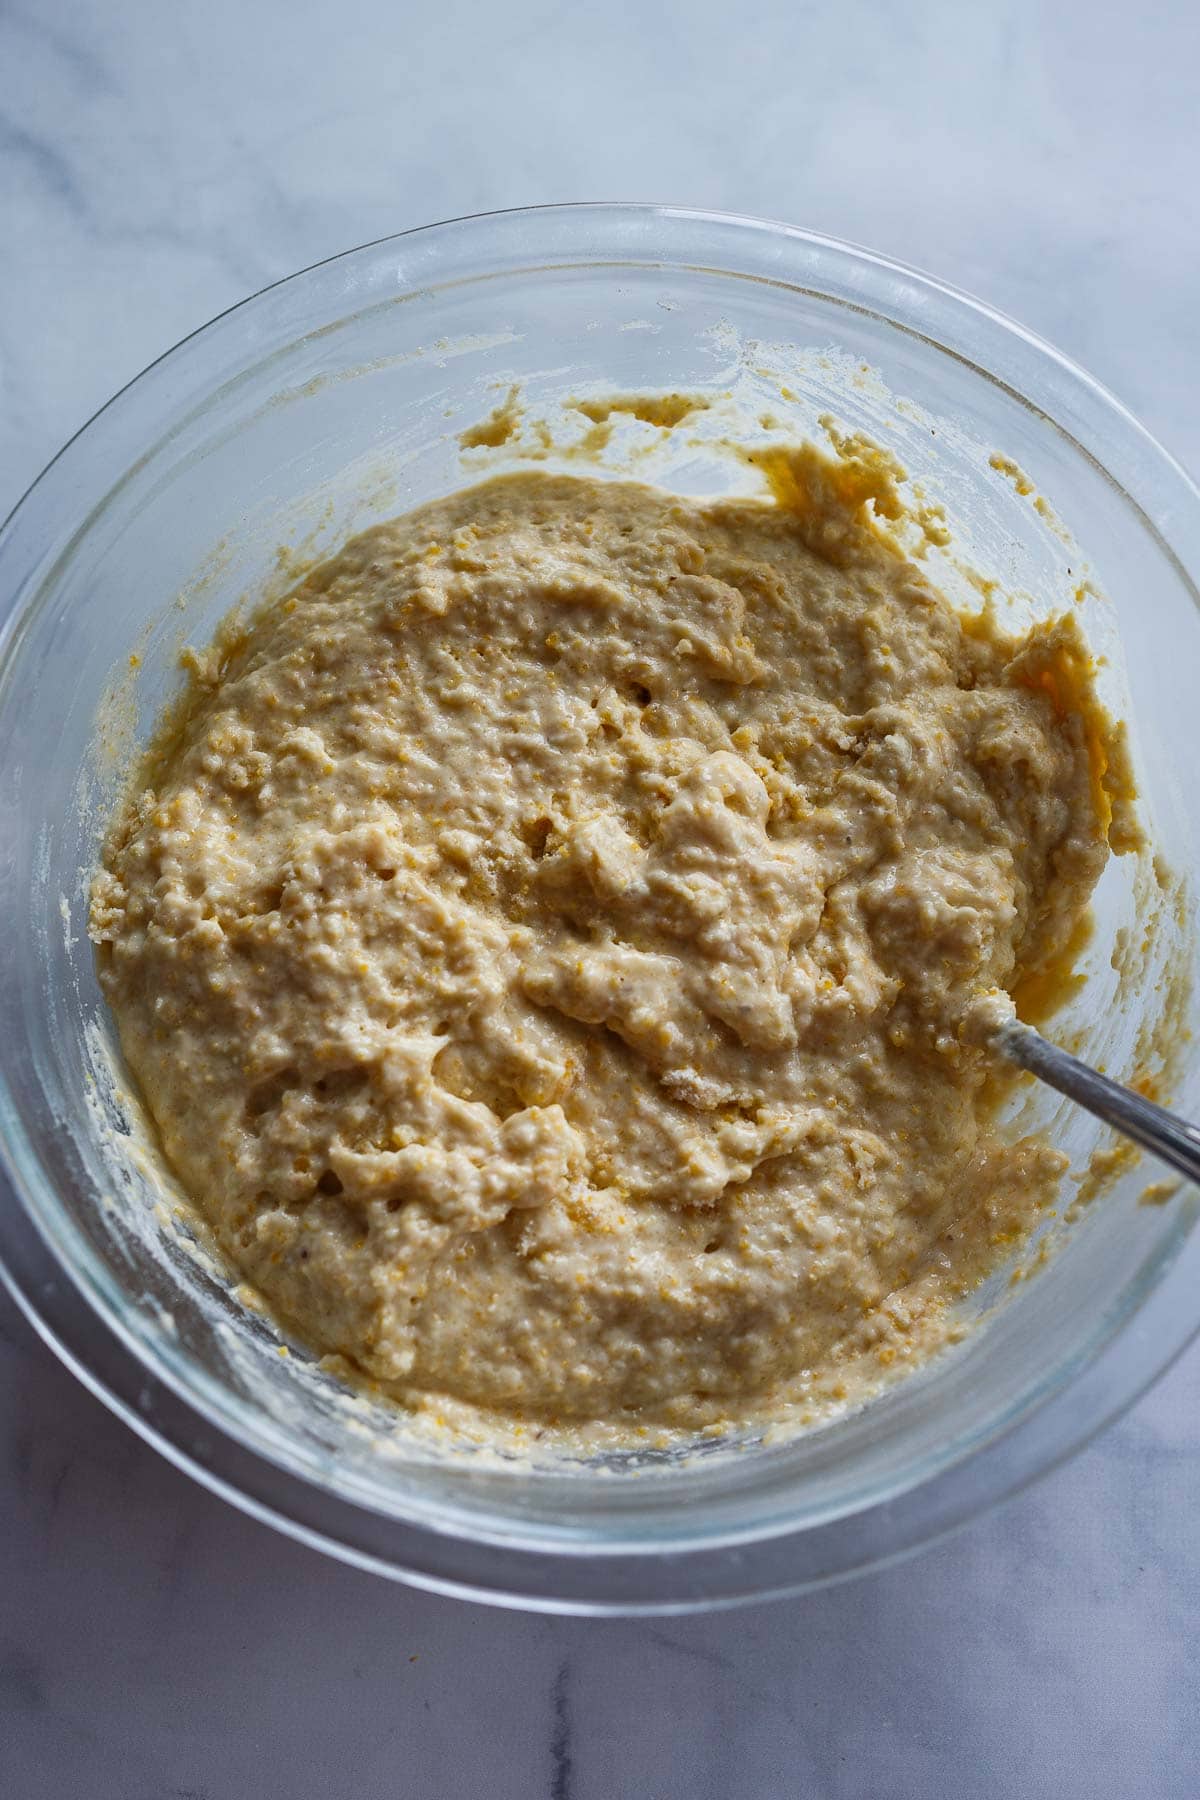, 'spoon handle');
999,1018,1200,1190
